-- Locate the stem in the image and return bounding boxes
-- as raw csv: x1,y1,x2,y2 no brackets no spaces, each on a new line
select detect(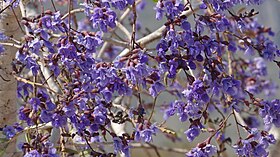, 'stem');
0,42,21,48
148,96,158,123
68,0,71,33
116,7,199,59
131,1,137,50
97,0,142,58
50,0,57,12
0,0,17,14
11,6,24,33
232,109,242,140
13,75,60,95
207,113,233,143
